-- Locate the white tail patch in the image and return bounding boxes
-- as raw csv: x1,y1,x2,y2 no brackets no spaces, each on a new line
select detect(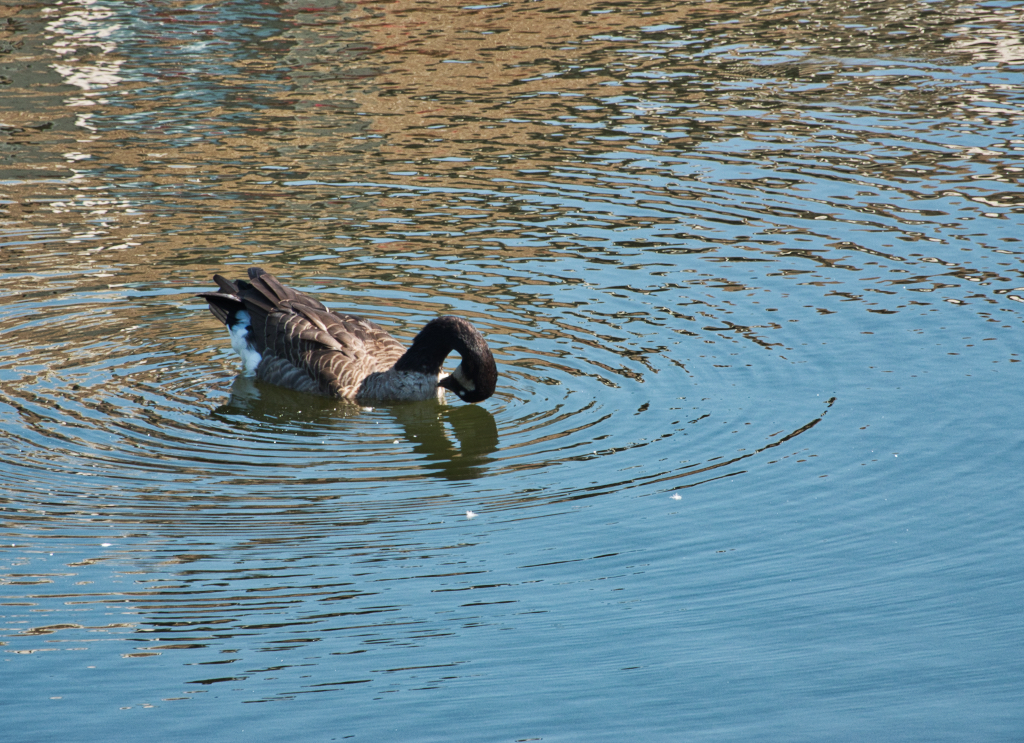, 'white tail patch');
228,310,261,375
